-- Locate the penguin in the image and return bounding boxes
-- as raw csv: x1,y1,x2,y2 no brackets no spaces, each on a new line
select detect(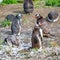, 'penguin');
11,13,22,35
23,0,34,14
47,11,59,22
31,24,43,50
